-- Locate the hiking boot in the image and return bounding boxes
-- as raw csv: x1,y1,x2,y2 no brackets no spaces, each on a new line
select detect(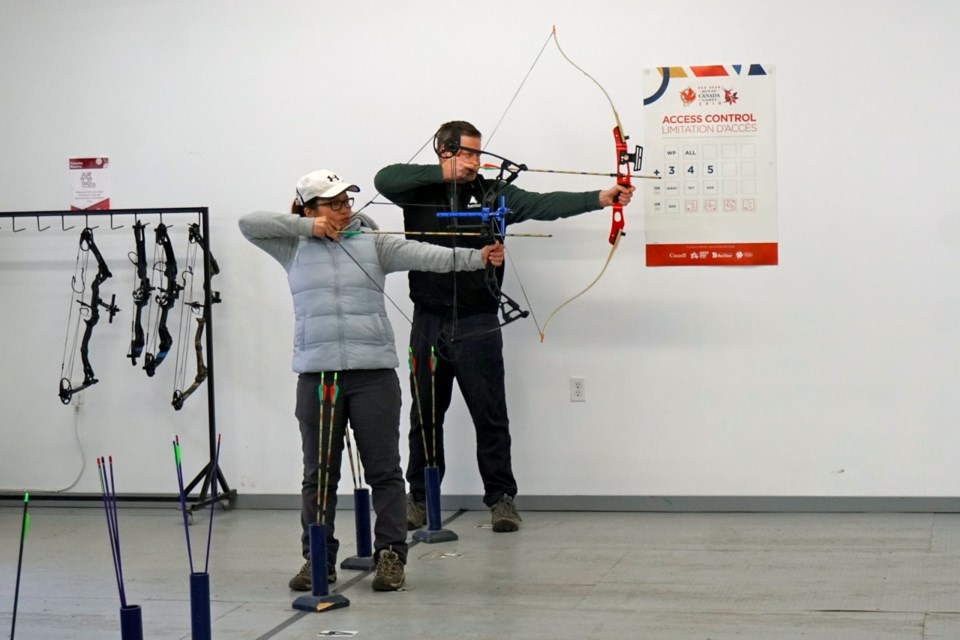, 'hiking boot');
407,494,426,530
288,561,337,591
491,494,521,532
372,548,405,591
